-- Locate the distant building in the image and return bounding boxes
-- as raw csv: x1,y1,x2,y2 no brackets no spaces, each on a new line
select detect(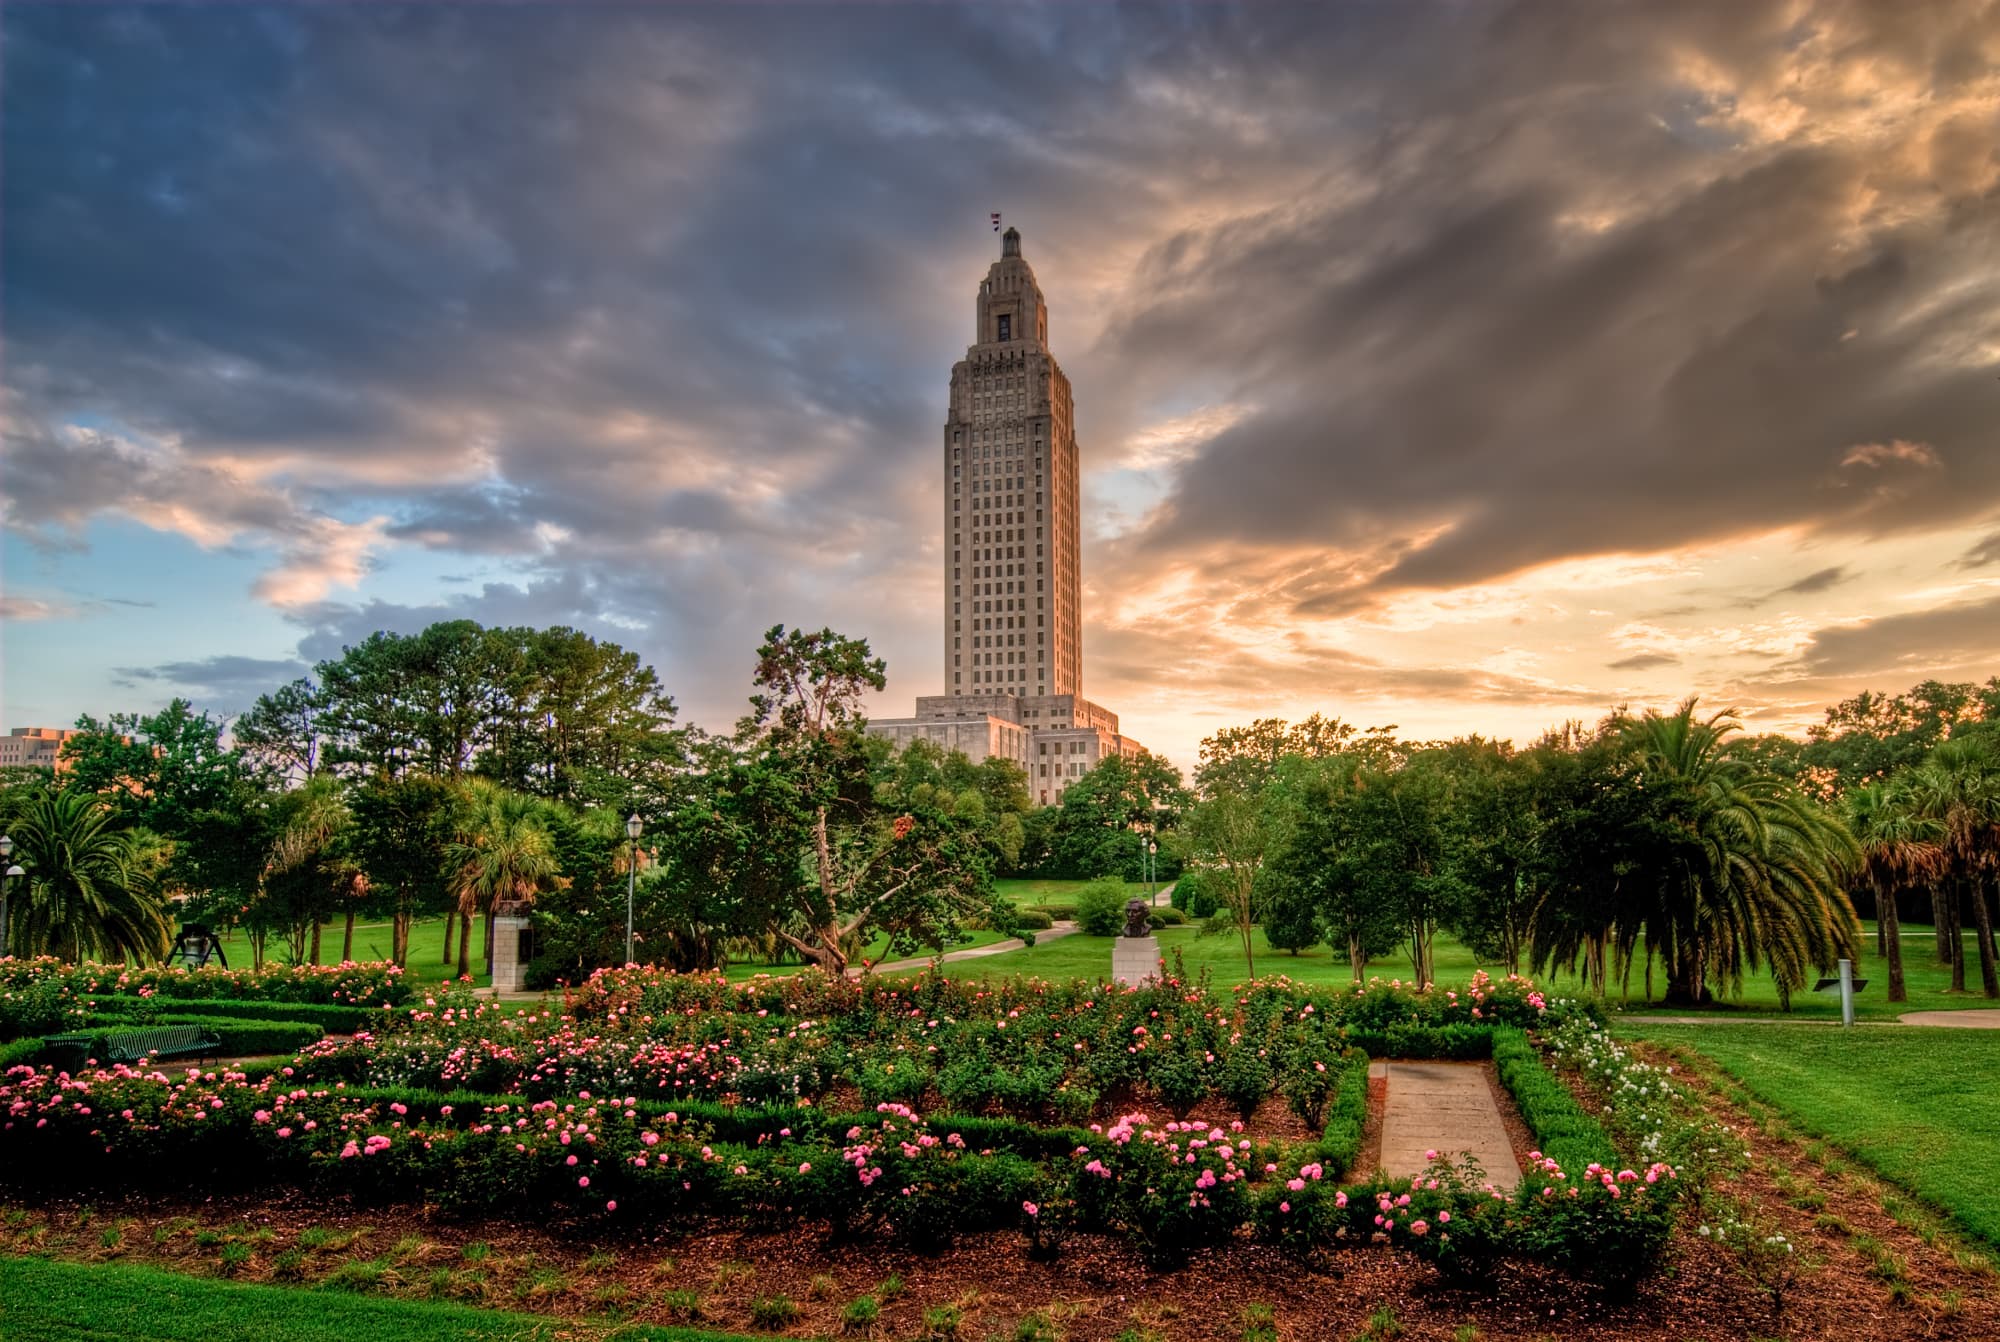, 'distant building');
0,726,86,773
869,228,1147,805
